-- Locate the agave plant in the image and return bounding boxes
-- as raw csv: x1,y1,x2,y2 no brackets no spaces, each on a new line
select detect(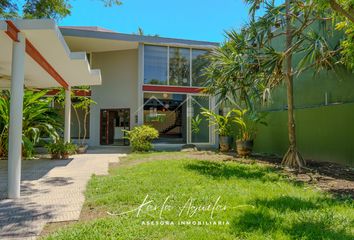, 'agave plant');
0,90,62,158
